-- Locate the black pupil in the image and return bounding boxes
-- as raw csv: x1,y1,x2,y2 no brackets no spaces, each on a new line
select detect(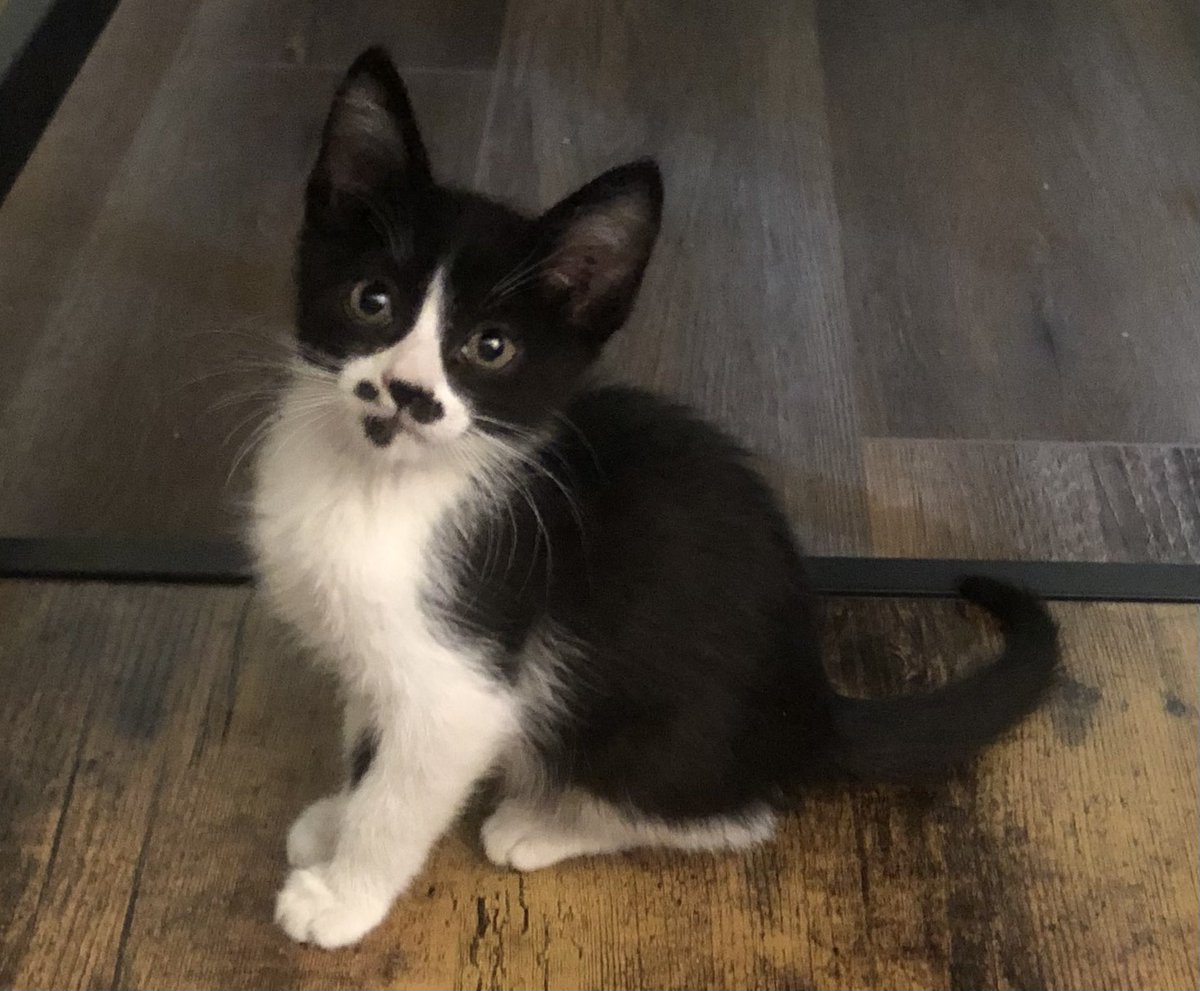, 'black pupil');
360,284,388,315
479,335,505,361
